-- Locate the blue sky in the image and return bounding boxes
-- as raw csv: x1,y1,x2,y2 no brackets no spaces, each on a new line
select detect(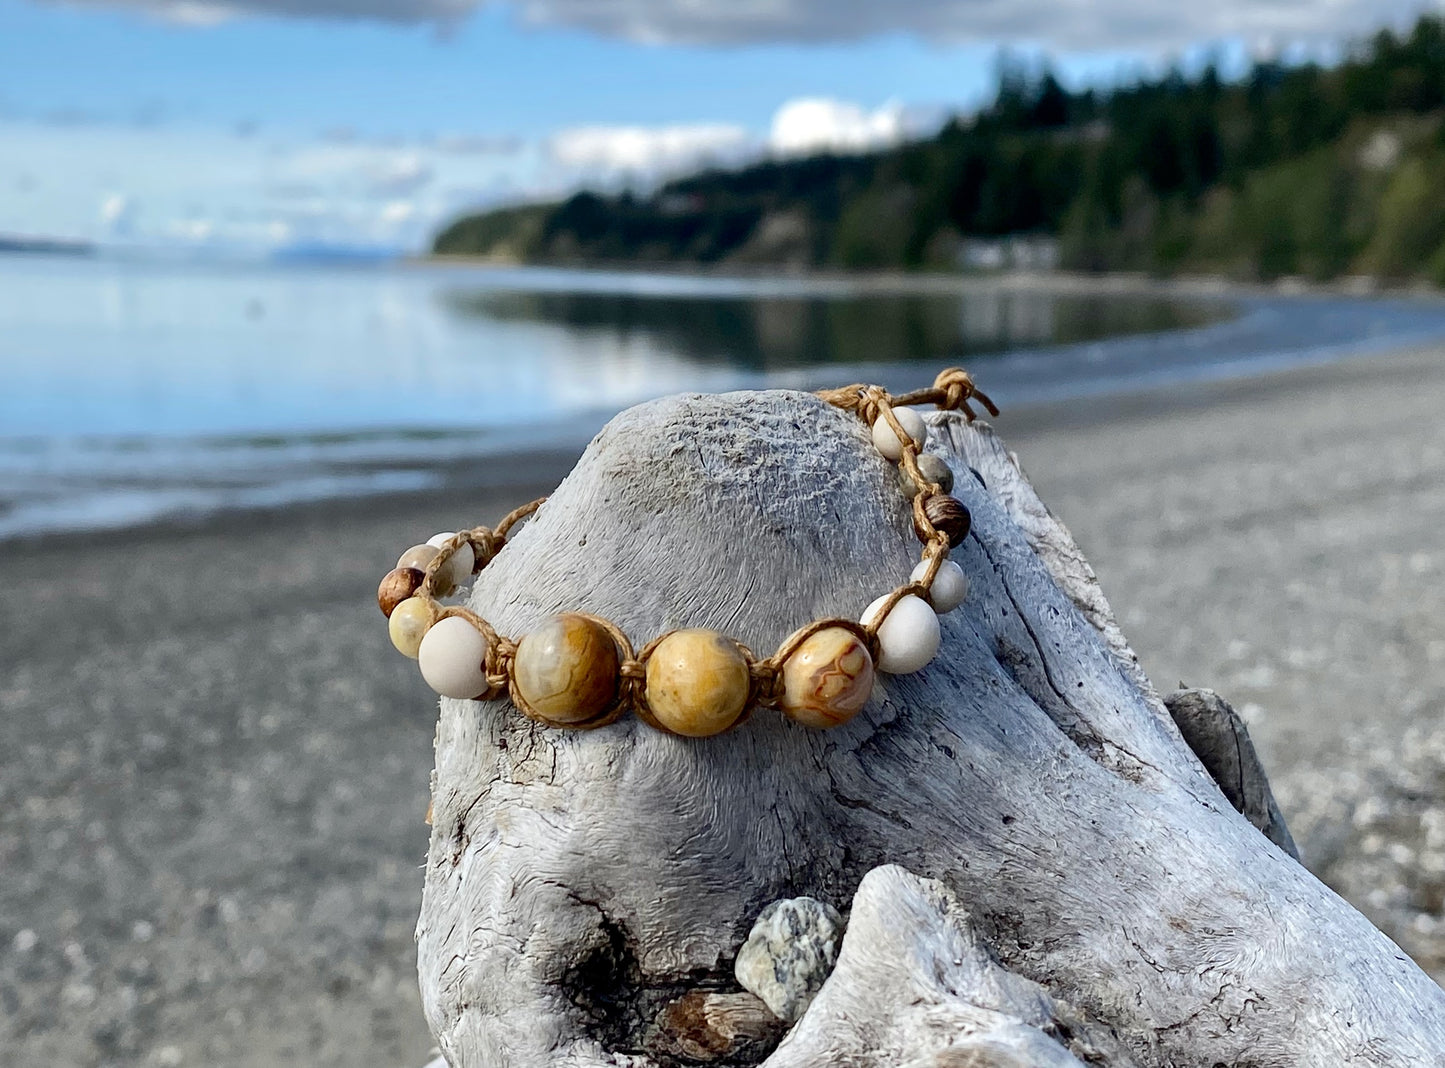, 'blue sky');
0,0,1436,252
